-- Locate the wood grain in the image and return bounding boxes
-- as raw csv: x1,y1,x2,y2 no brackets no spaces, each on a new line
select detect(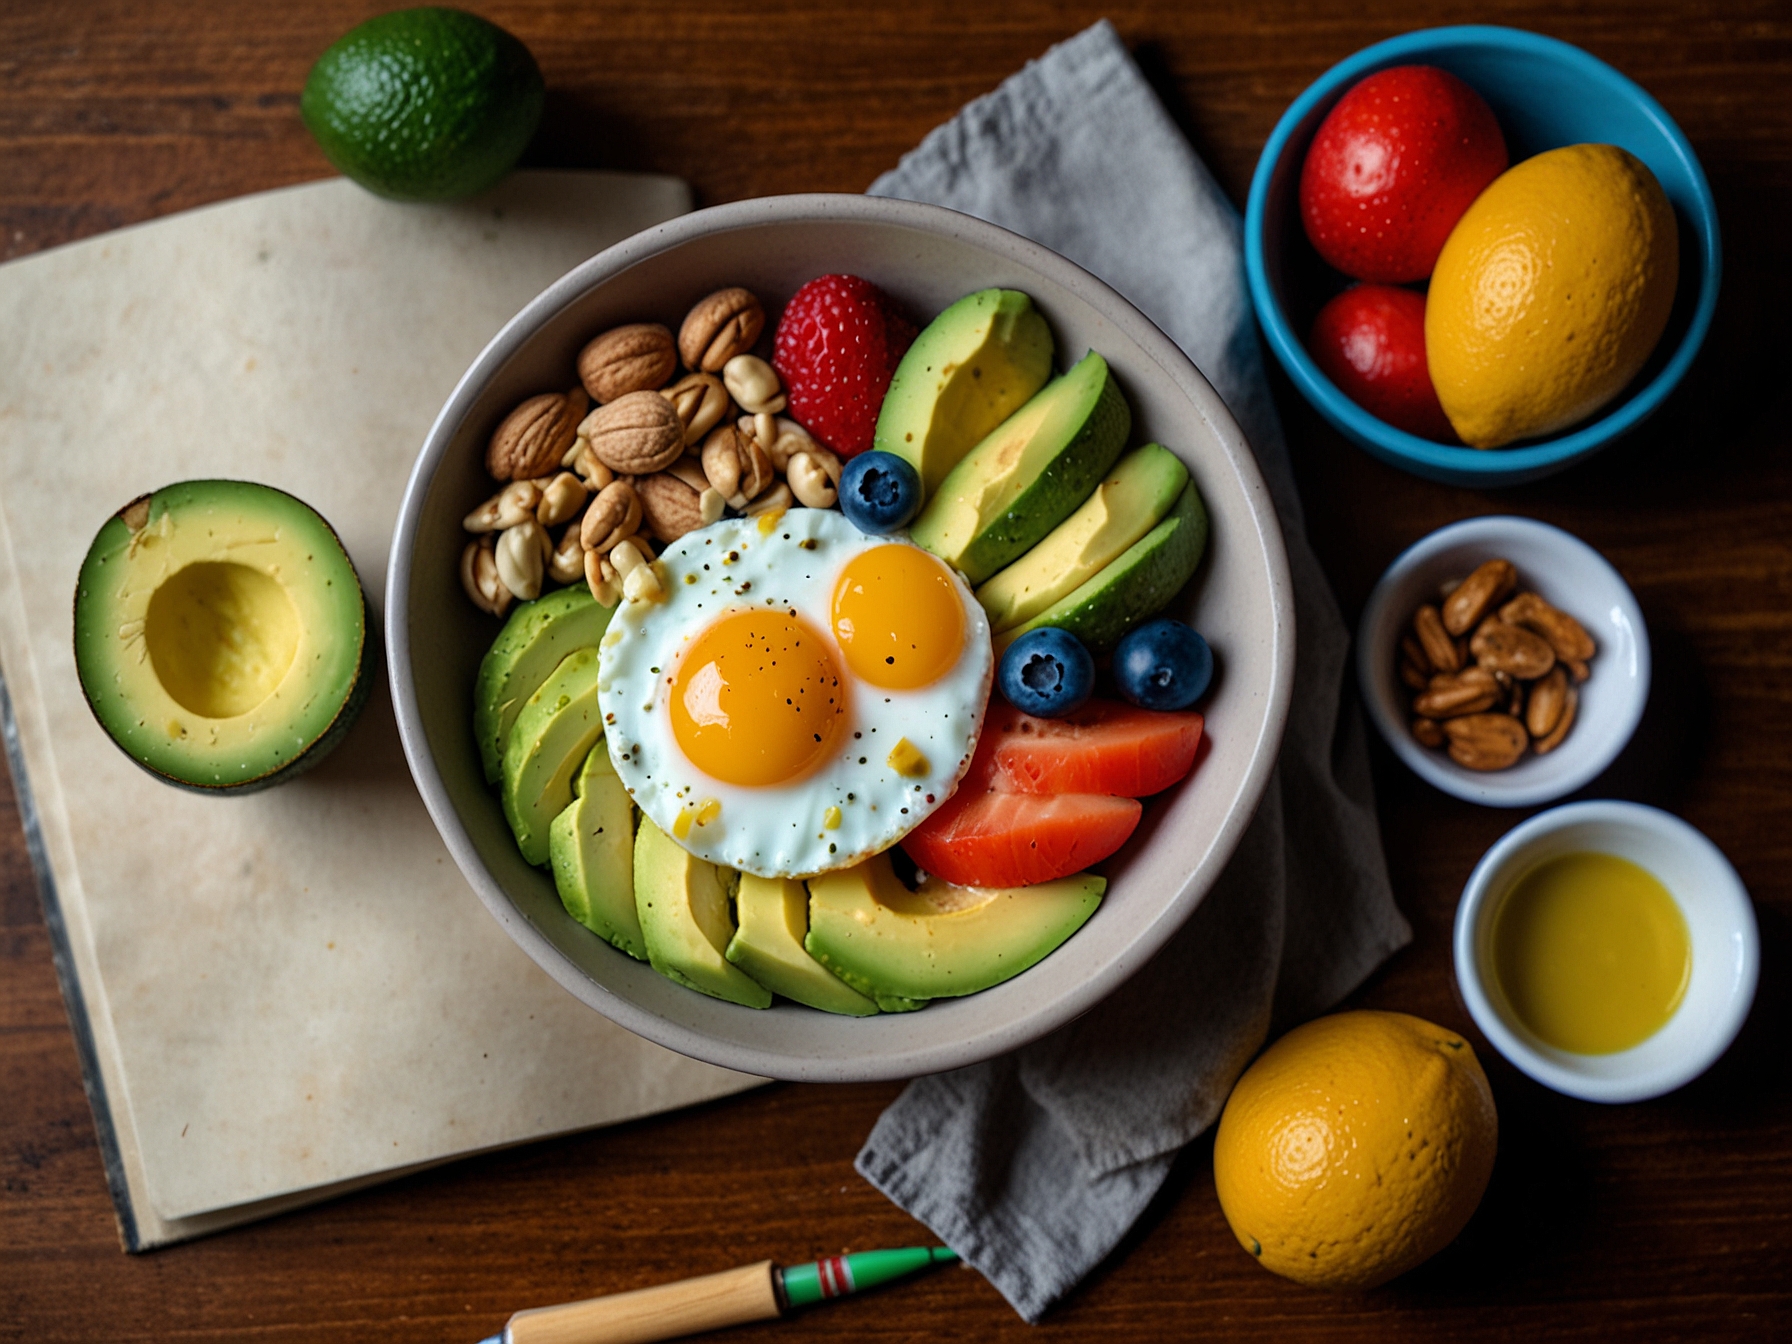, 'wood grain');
3,1,1789,1339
